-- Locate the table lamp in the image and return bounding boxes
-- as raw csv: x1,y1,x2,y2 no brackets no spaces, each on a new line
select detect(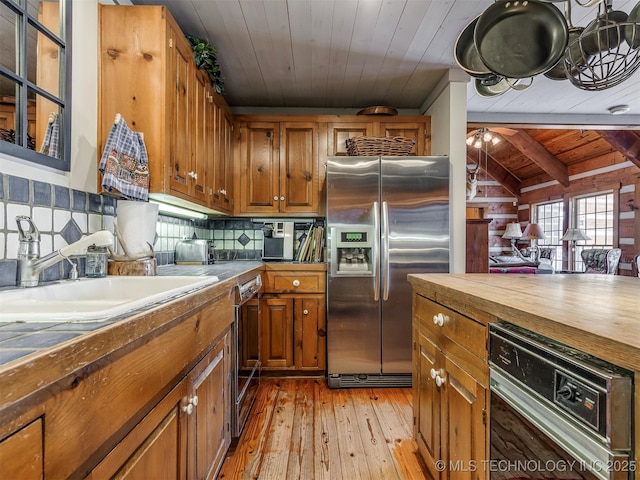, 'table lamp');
521,223,546,261
502,222,523,256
